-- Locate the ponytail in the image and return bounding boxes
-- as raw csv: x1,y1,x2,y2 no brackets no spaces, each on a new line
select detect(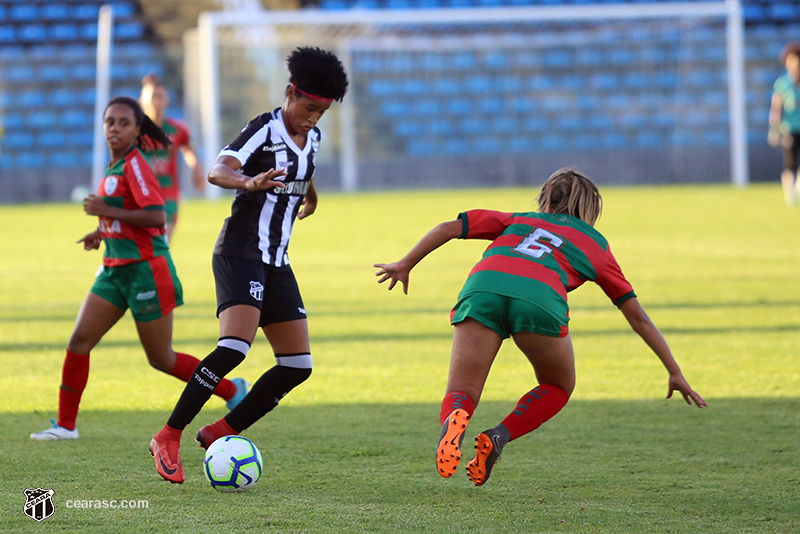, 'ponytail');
105,96,171,151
